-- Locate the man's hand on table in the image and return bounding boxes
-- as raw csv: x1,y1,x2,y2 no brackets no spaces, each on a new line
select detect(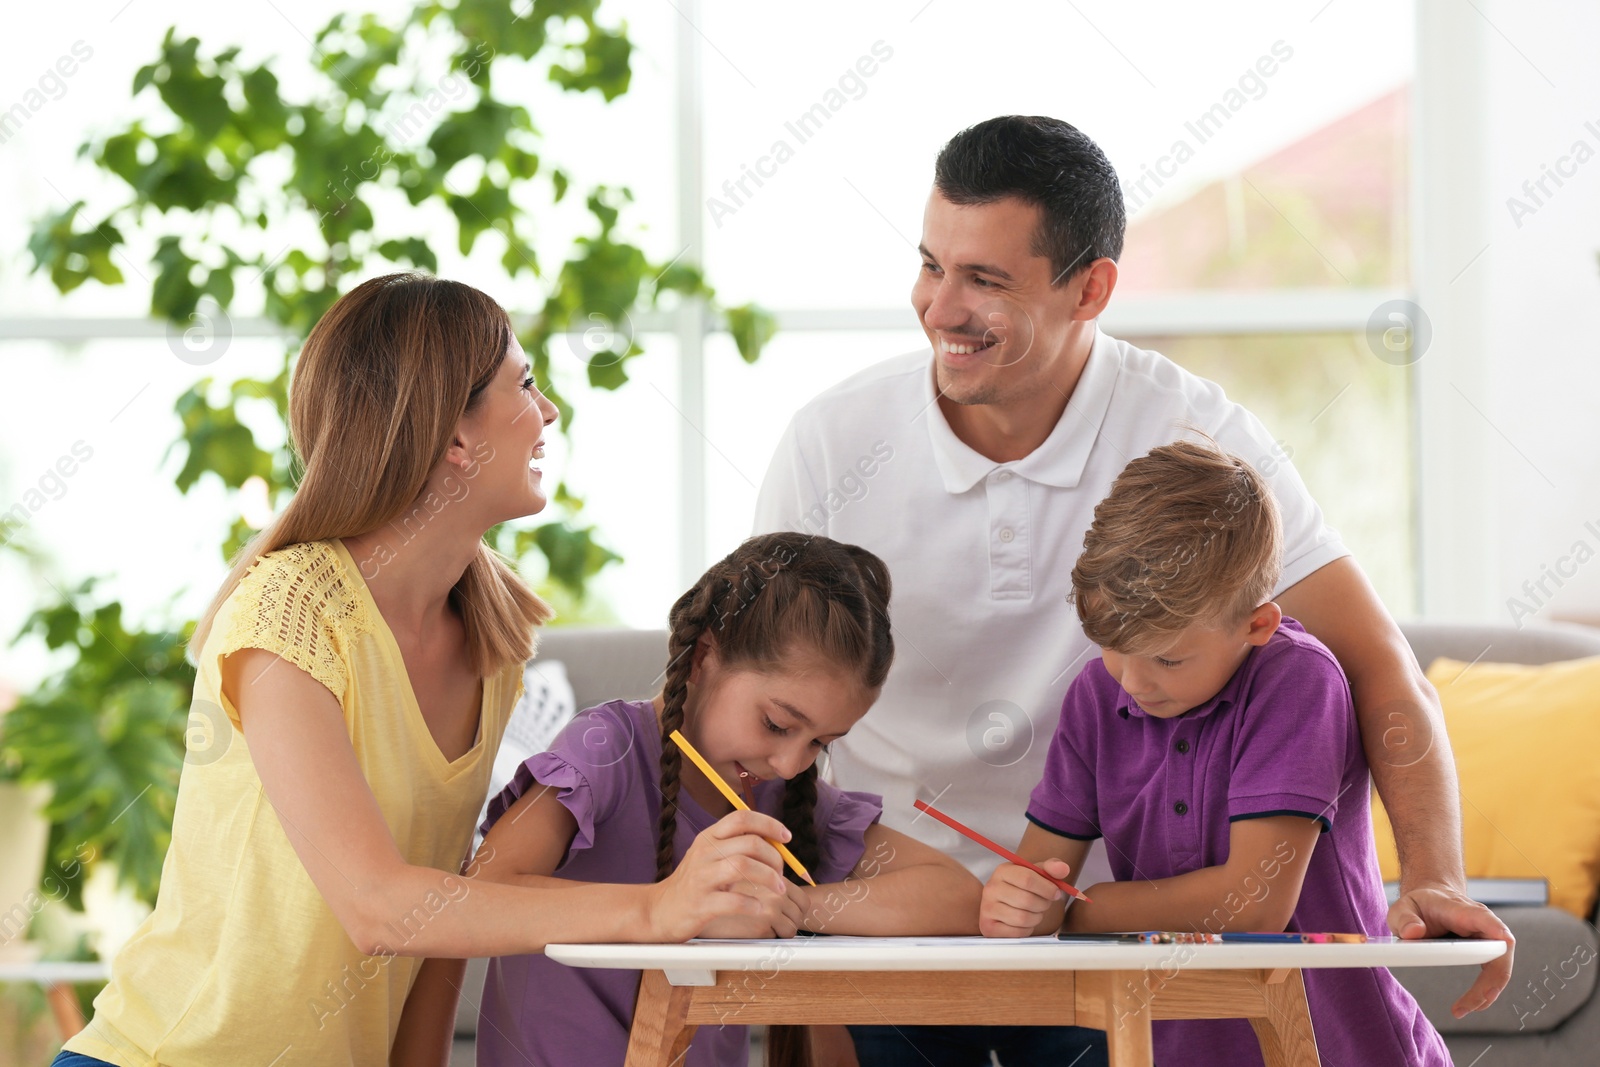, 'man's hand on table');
1388,881,1515,1018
